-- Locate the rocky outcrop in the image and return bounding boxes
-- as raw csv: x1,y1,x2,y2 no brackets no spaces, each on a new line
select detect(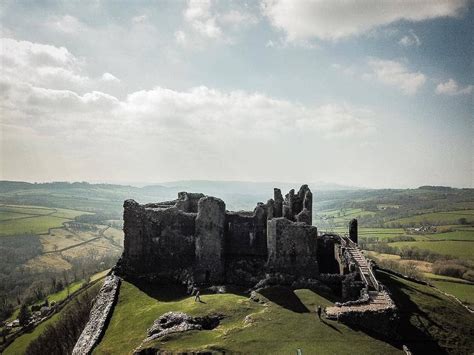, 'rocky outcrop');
72,274,121,355
136,311,224,351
